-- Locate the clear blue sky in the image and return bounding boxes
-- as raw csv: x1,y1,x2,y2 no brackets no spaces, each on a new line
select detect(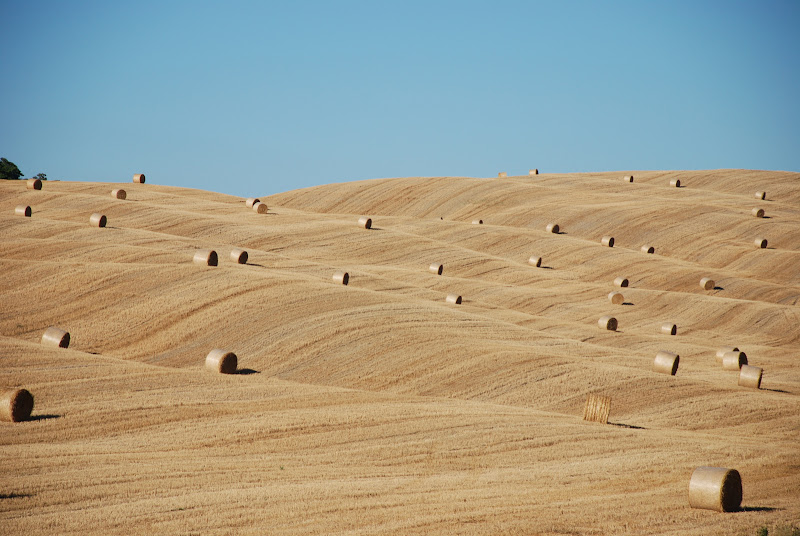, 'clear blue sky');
2,1,798,198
